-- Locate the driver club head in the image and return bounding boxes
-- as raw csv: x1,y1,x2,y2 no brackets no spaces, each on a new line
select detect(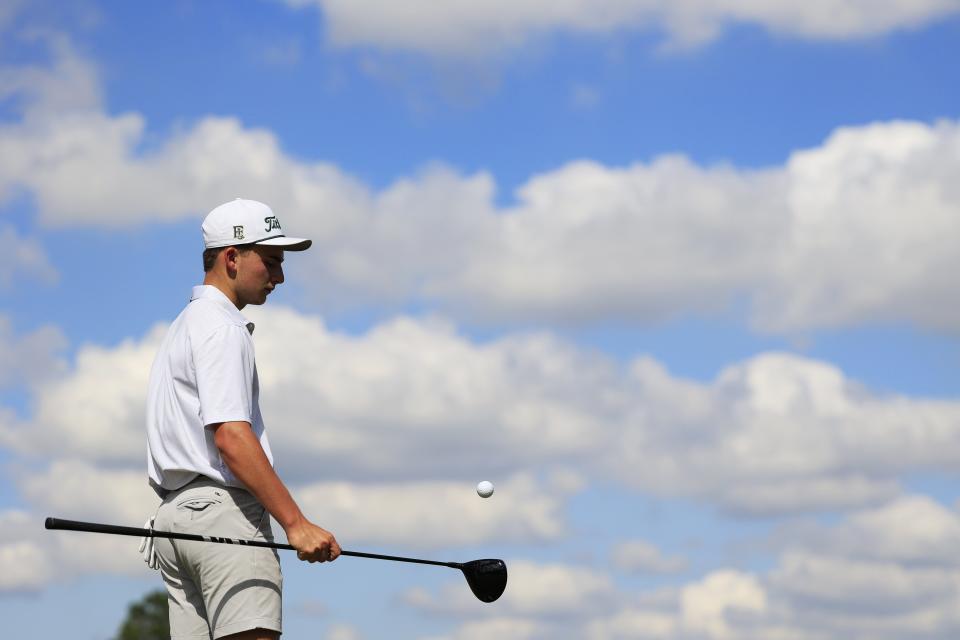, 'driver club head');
460,559,508,603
